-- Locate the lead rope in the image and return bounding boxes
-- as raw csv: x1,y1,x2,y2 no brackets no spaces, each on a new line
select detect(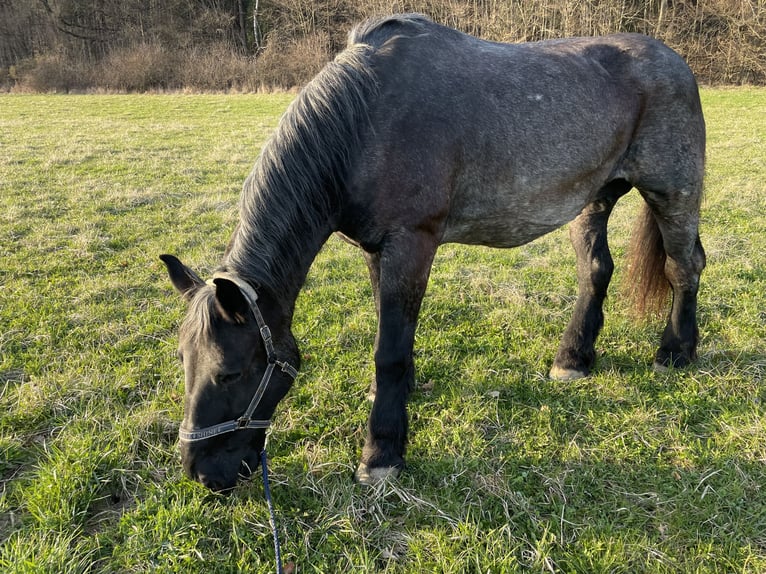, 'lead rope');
261,447,283,574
